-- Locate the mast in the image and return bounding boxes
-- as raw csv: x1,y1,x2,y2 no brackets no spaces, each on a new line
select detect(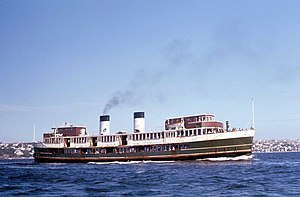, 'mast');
252,98,255,129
